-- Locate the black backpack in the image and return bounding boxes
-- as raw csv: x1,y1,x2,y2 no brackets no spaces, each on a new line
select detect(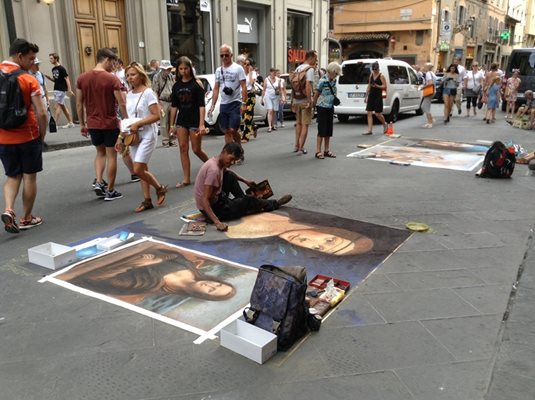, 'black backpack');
244,265,317,351
477,141,516,178
0,69,28,129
